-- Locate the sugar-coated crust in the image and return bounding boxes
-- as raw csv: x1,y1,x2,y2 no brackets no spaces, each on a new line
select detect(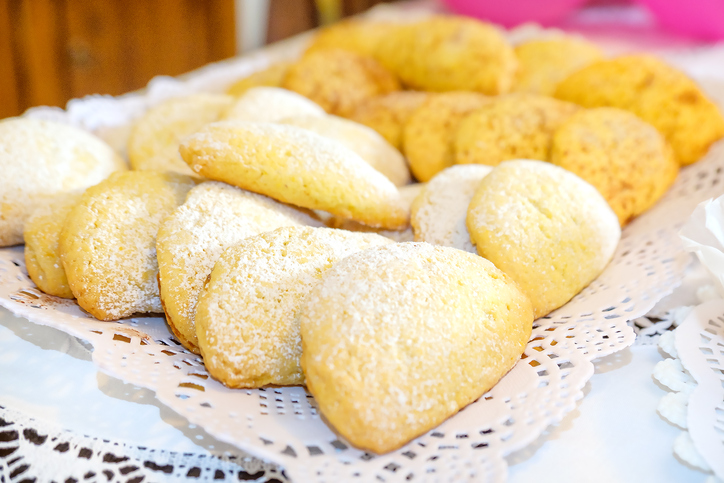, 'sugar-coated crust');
554,54,724,165
453,94,580,167
24,193,82,299
128,93,234,176
375,16,517,94
157,181,322,354
467,160,621,319
283,49,400,117
59,171,195,321
195,226,392,388
551,107,679,225
279,114,410,187
411,165,492,252
222,87,325,123
226,62,294,97
299,242,533,454
349,91,430,150
403,92,489,182
0,118,126,247
180,121,409,229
